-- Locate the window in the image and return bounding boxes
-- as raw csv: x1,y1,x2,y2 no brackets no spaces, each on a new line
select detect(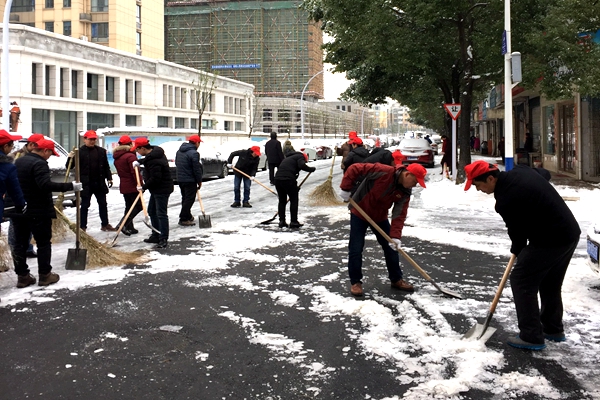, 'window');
32,63,38,95
235,121,242,131
63,0,71,7
125,115,138,126
106,77,115,102
126,80,133,104
87,113,114,131
71,70,80,99
136,5,141,29
262,125,272,134
294,110,301,122
91,23,109,43
157,116,169,128
263,109,272,121
45,0,54,8
224,121,232,131
191,119,198,130
45,65,54,96
278,109,291,122
55,111,77,150
175,118,185,129
63,21,71,37
91,0,108,12
60,68,68,97
136,32,141,52
11,0,35,12
135,81,141,105
32,109,51,135
45,22,54,32
347,106,352,113
87,73,99,100
544,105,556,155
201,119,213,129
